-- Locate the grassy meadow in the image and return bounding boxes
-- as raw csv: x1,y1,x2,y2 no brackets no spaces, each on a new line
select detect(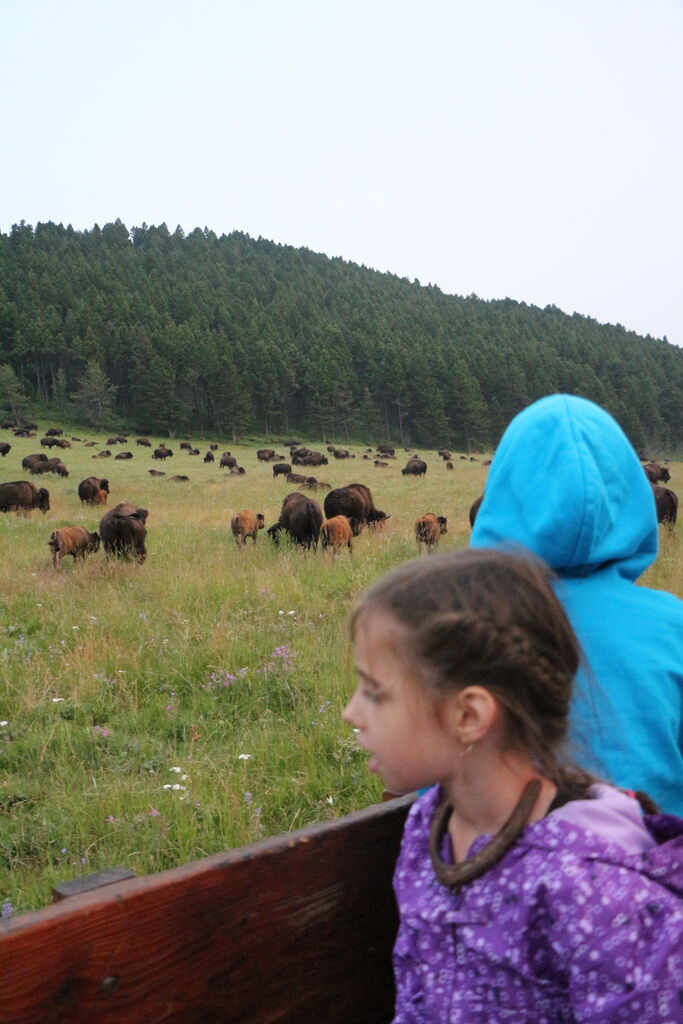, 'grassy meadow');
0,427,680,917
